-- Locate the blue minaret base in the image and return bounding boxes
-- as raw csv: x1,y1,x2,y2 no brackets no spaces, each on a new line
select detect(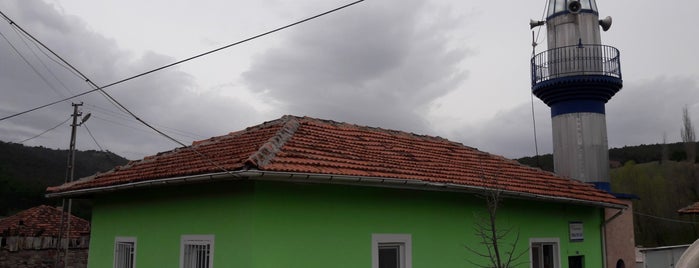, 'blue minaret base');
592,181,611,192
533,75,623,116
